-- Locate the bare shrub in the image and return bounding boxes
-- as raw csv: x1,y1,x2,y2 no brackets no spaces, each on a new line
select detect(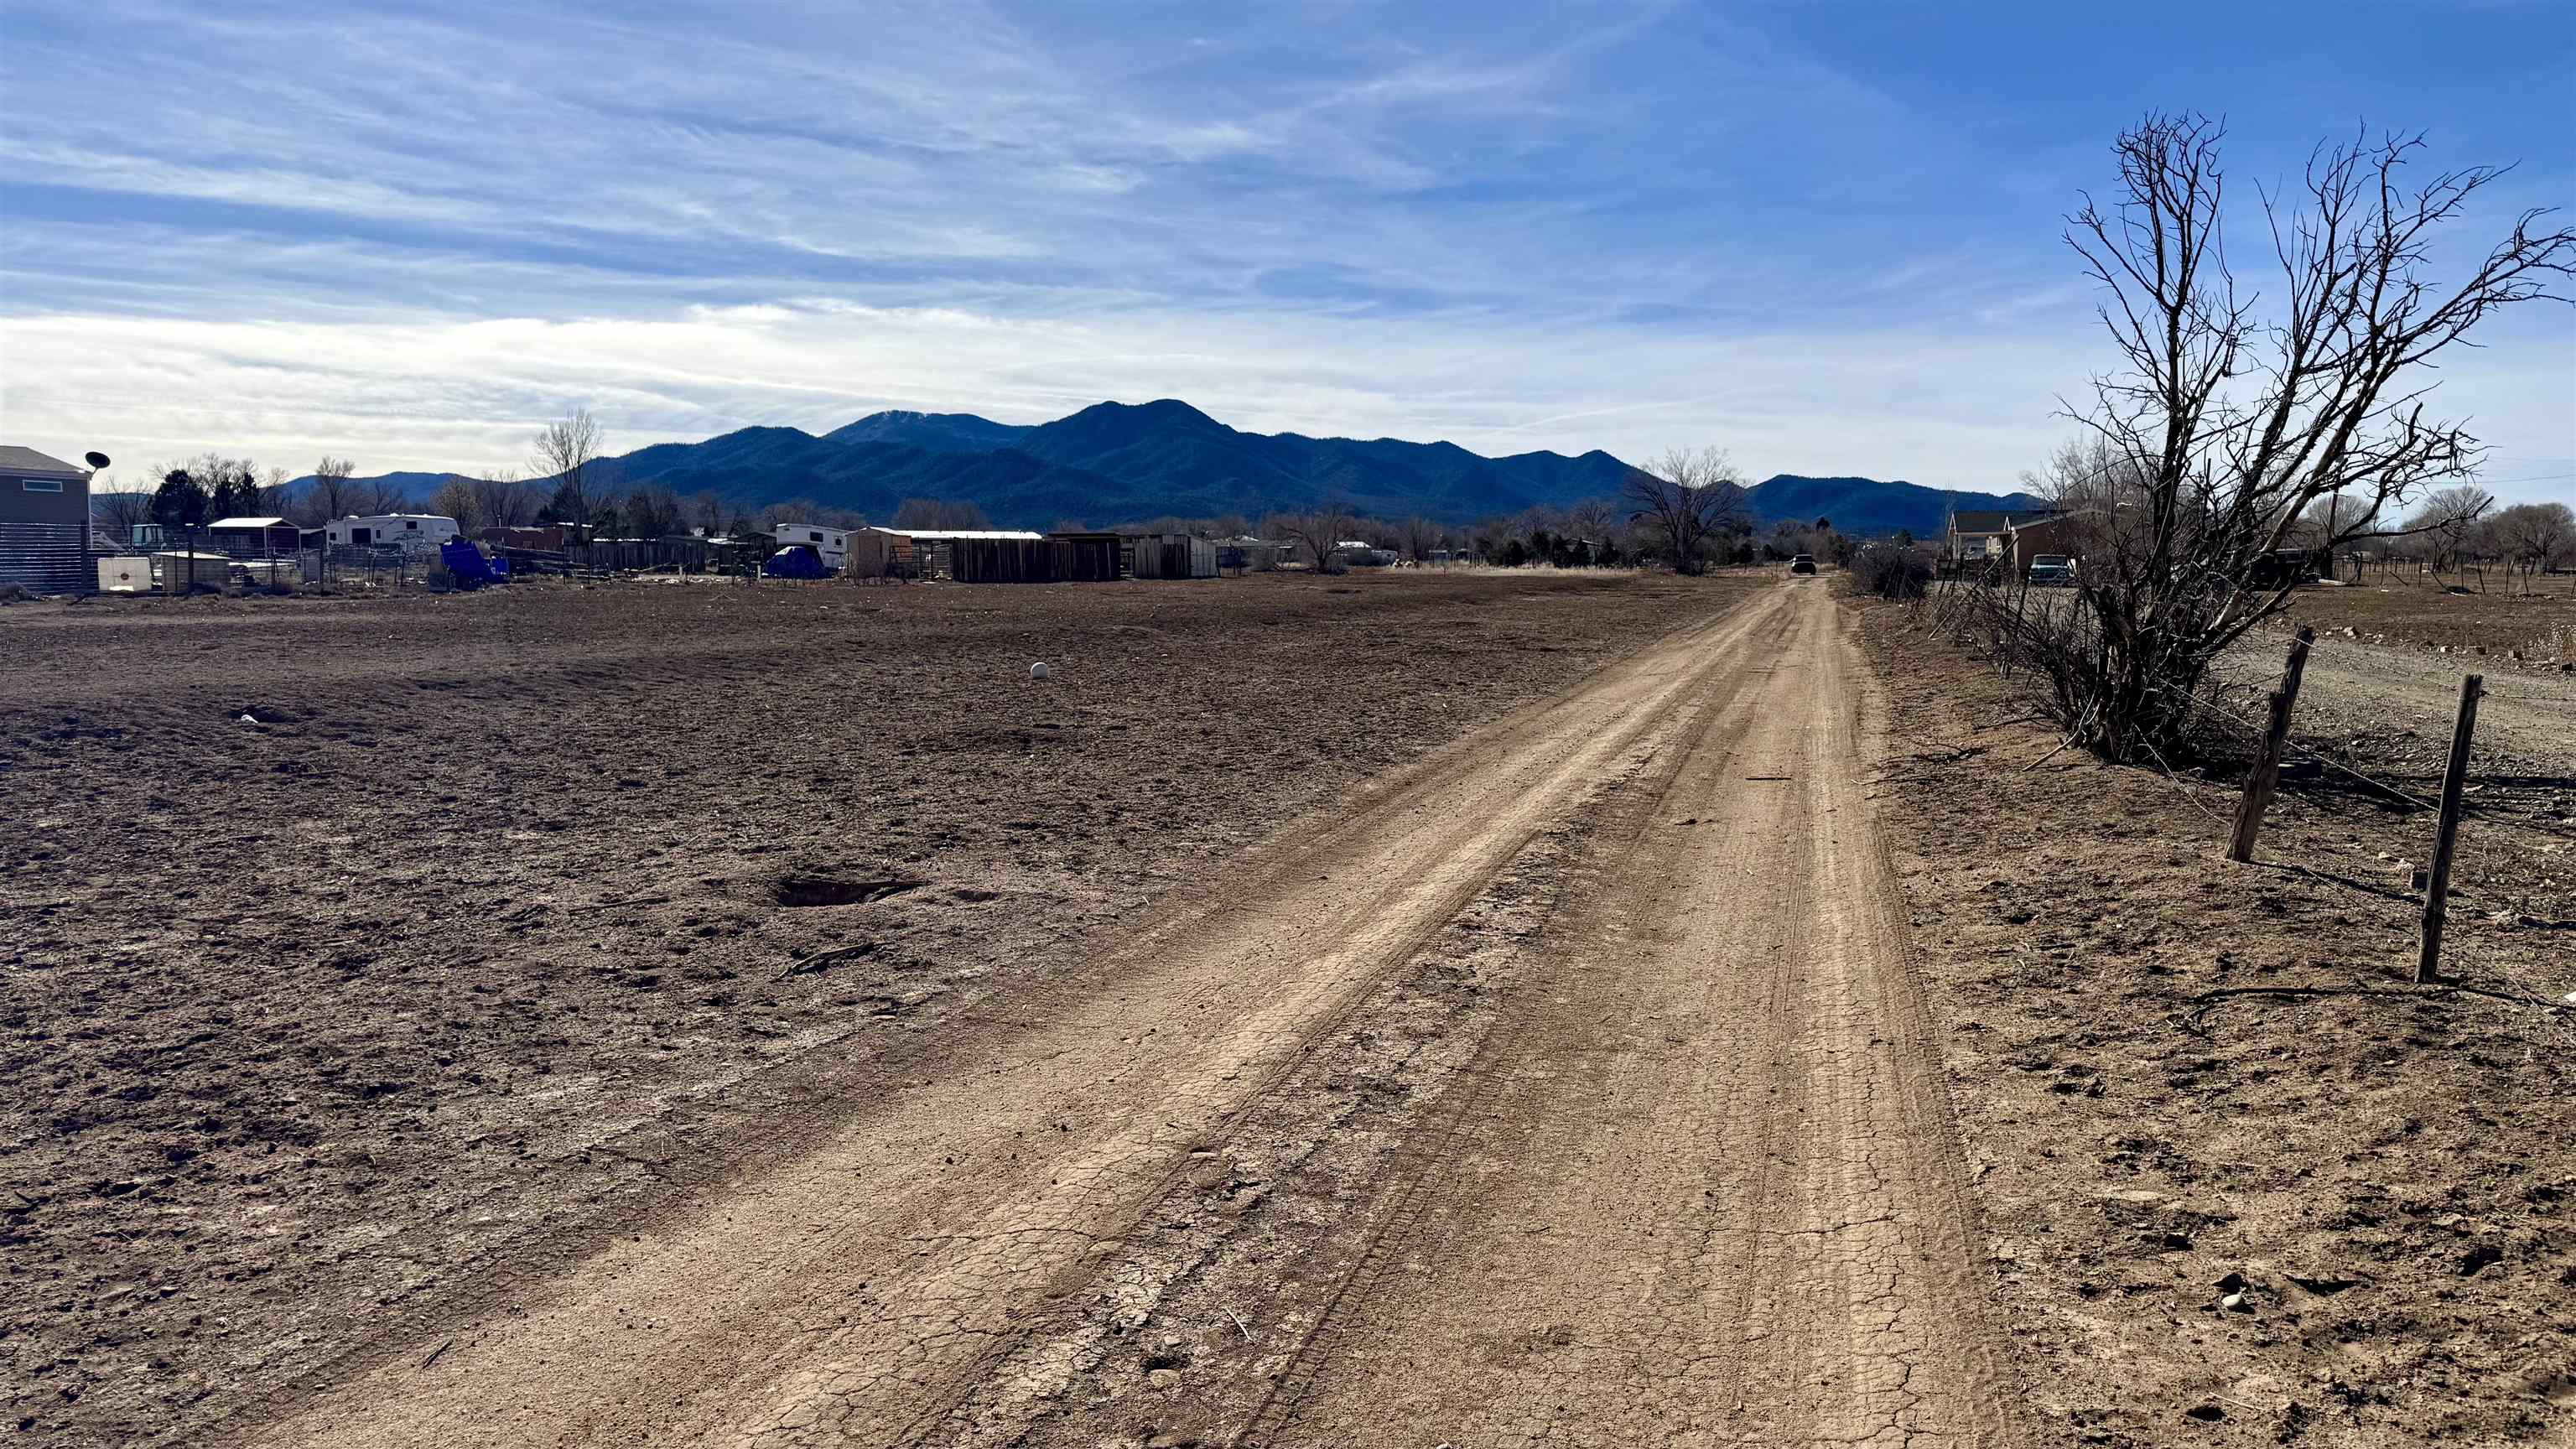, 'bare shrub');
1991,112,2573,762
1854,547,1931,600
